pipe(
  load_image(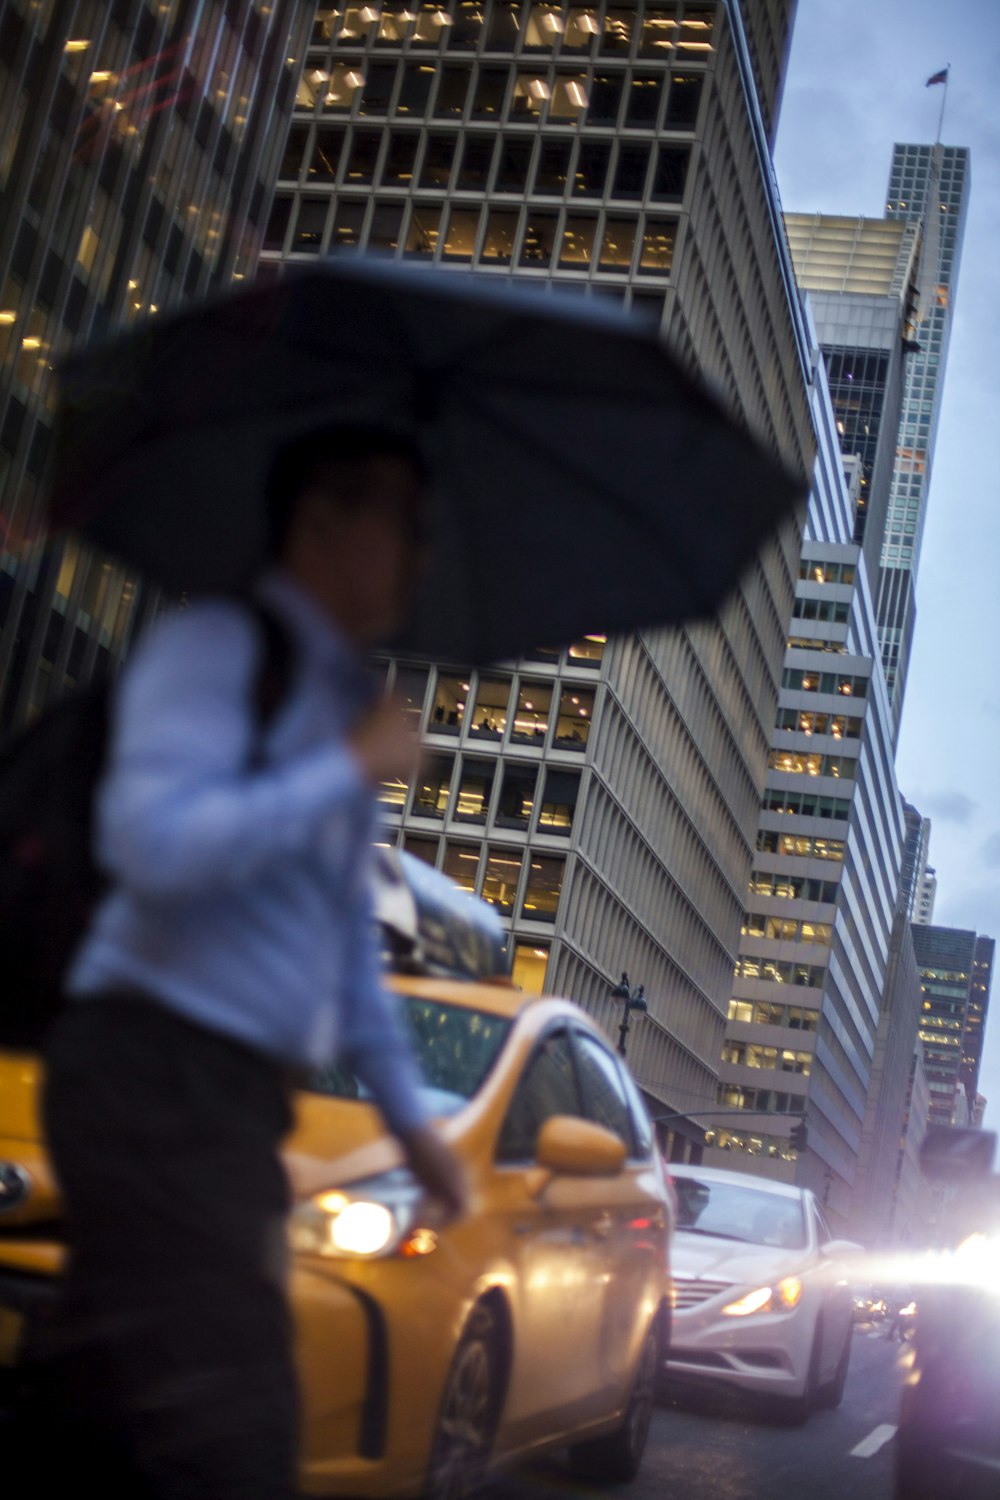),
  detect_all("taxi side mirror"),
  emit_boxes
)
[534,1116,627,1178]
